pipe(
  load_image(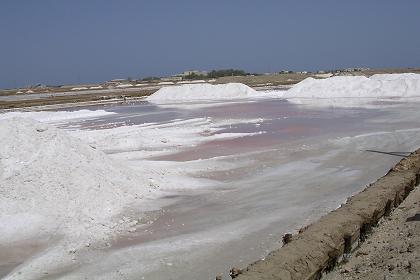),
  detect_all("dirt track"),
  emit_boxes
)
[234,149,420,280]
